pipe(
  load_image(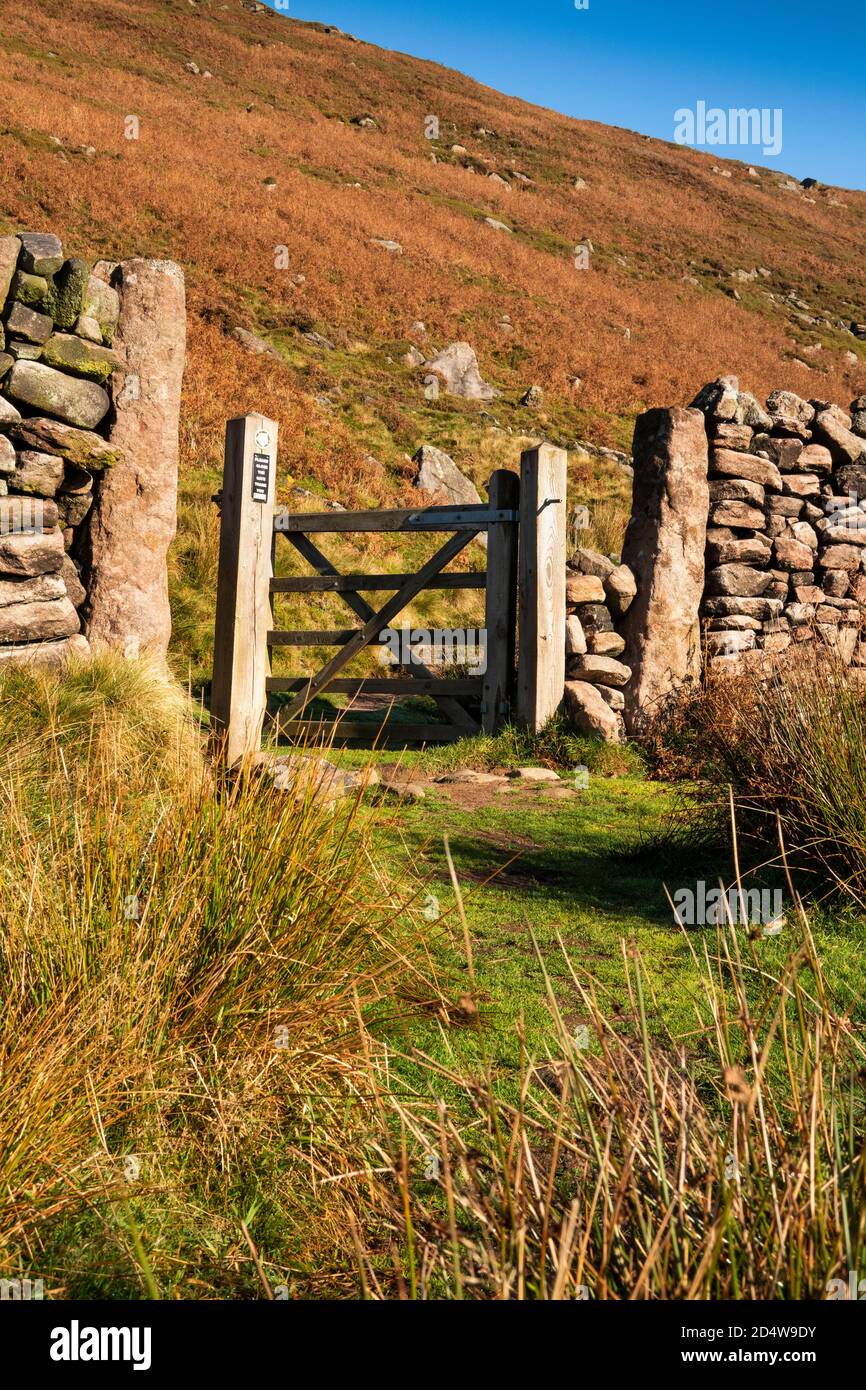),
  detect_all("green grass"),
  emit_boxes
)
[319,740,866,1090]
